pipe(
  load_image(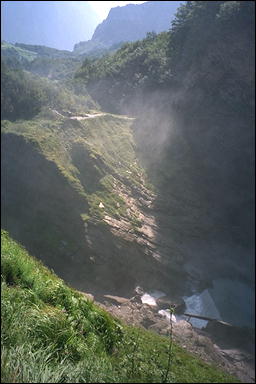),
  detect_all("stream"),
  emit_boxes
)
[141,278,255,329]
